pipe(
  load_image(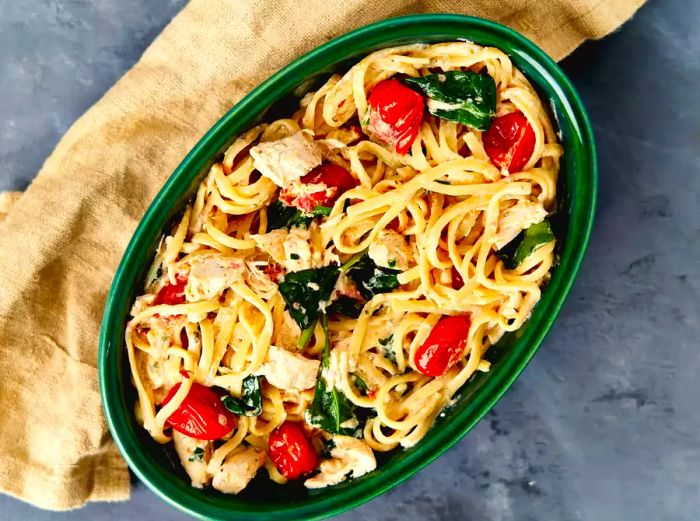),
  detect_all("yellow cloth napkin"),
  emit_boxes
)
[0,0,644,511]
